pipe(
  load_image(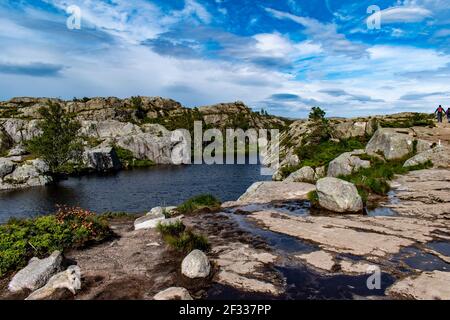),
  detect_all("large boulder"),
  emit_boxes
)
[115,133,174,164]
[316,177,363,213]
[181,250,211,279]
[365,128,431,160]
[8,251,63,292]
[1,119,41,144]
[403,146,450,169]
[26,265,82,300]
[83,146,121,172]
[153,287,193,300]
[223,181,316,207]
[3,159,51,188]
[327,150,370,177]
[0,158,15,178]
[285,166,315,183]
[332,119,377,140]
